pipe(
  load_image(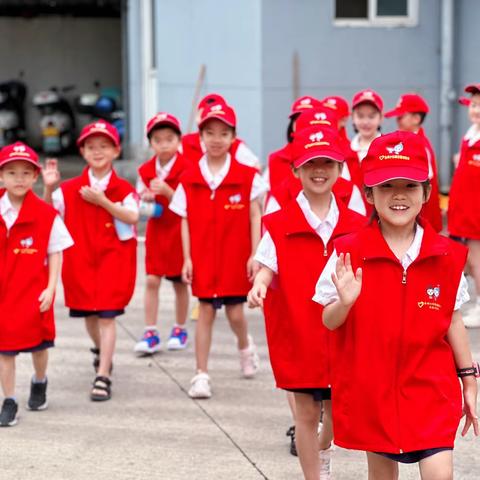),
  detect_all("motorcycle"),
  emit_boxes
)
[32,85,76,154]
[0,78,27,147]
